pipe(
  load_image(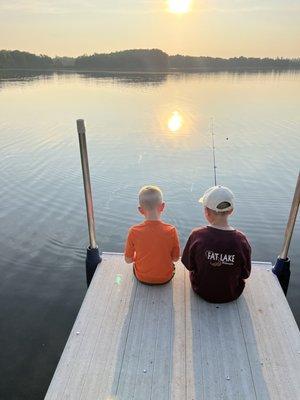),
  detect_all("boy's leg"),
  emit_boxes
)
[132,265,175,286]
[133,266,155,286]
